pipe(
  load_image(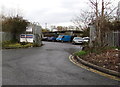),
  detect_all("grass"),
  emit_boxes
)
[74,51,87,57]
[2,41,33,49]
